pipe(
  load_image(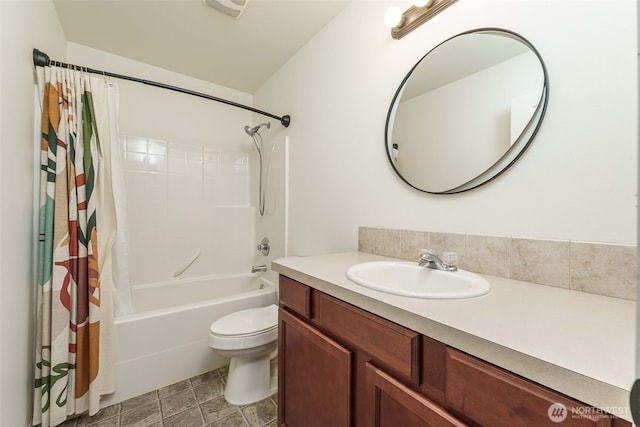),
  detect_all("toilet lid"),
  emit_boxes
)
[210,304,278,337]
